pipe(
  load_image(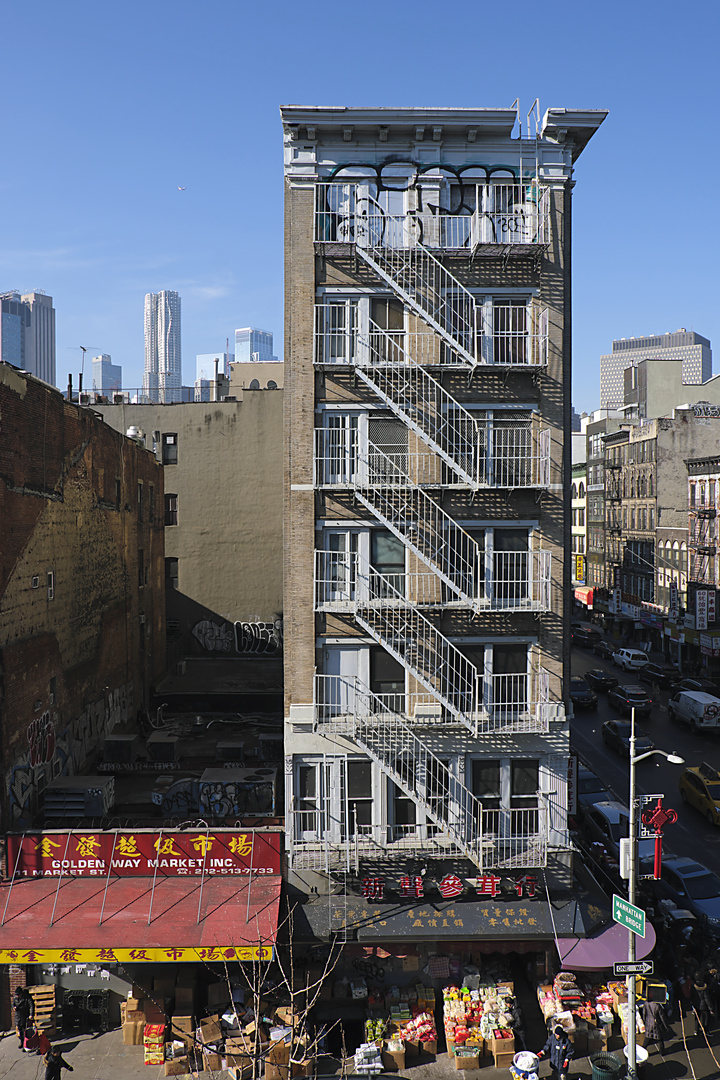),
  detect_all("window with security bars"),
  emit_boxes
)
[367,416,408,483]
